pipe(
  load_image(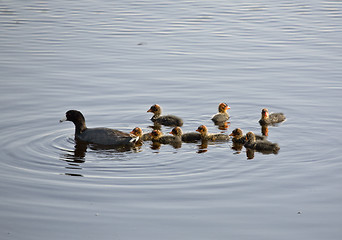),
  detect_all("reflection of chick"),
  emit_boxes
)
[217,121,230,131]
[197,140,208,154]
[261,125,269,136]
[246,148,255,160]
[196,125,229,141]
[231,141,244,152]
[259,108,286,125]
[150,141,161,150]
[229,128,265,144]
[147,104,183,126]
[211,102,230,124]
[130,127,151,141]
[244,132,280,153]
